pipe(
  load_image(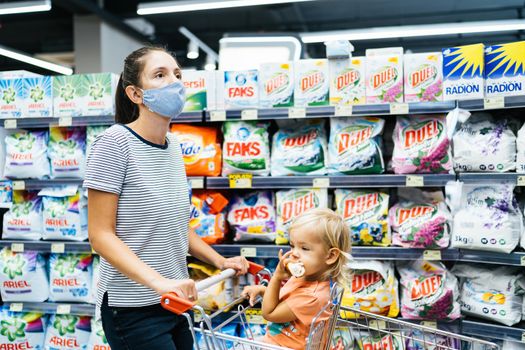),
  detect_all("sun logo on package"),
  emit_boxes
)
[0,318,26,341]
[409,64,437,89]
[180,135,203,165]
[282,129,318,149]
[337,127,372,155]
[443,45,484,79]
[486,42,525,78]
[403,120,442,150]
